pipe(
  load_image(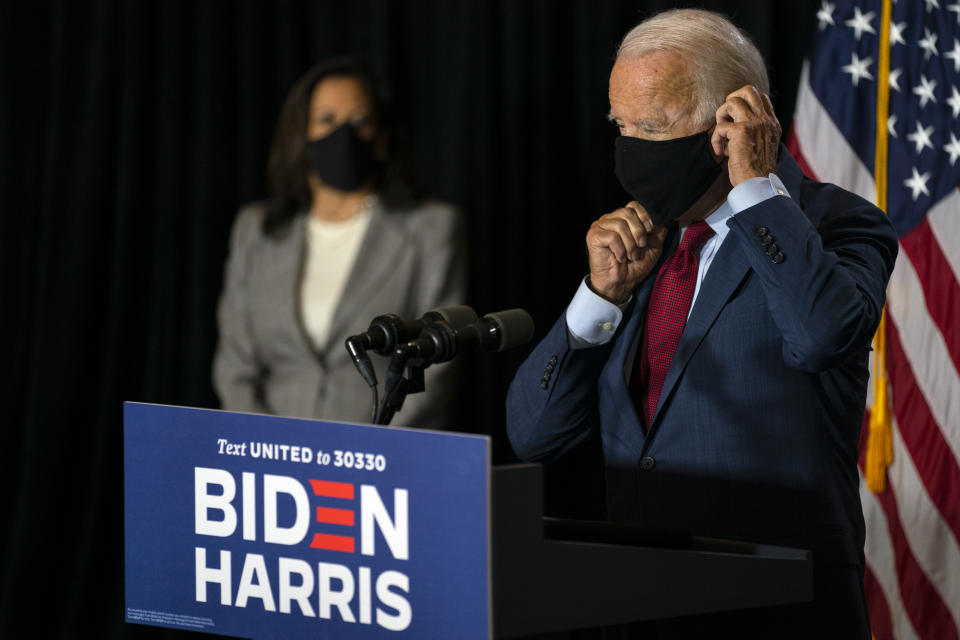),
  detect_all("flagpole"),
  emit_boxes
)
[866,0,894,494]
